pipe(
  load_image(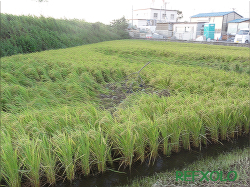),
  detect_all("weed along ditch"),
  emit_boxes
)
[1,40,250,187]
